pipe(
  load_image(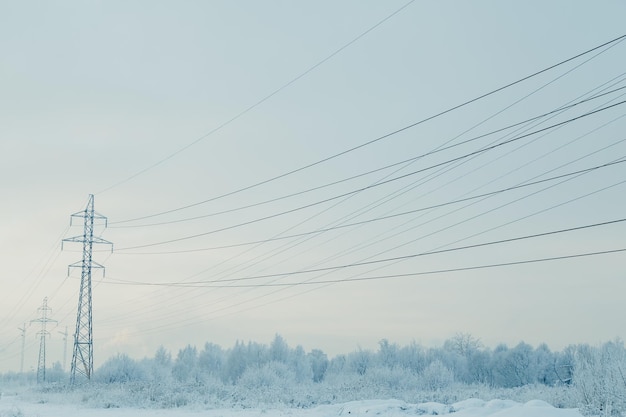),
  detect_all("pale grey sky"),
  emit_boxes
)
[1,1,626,372]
